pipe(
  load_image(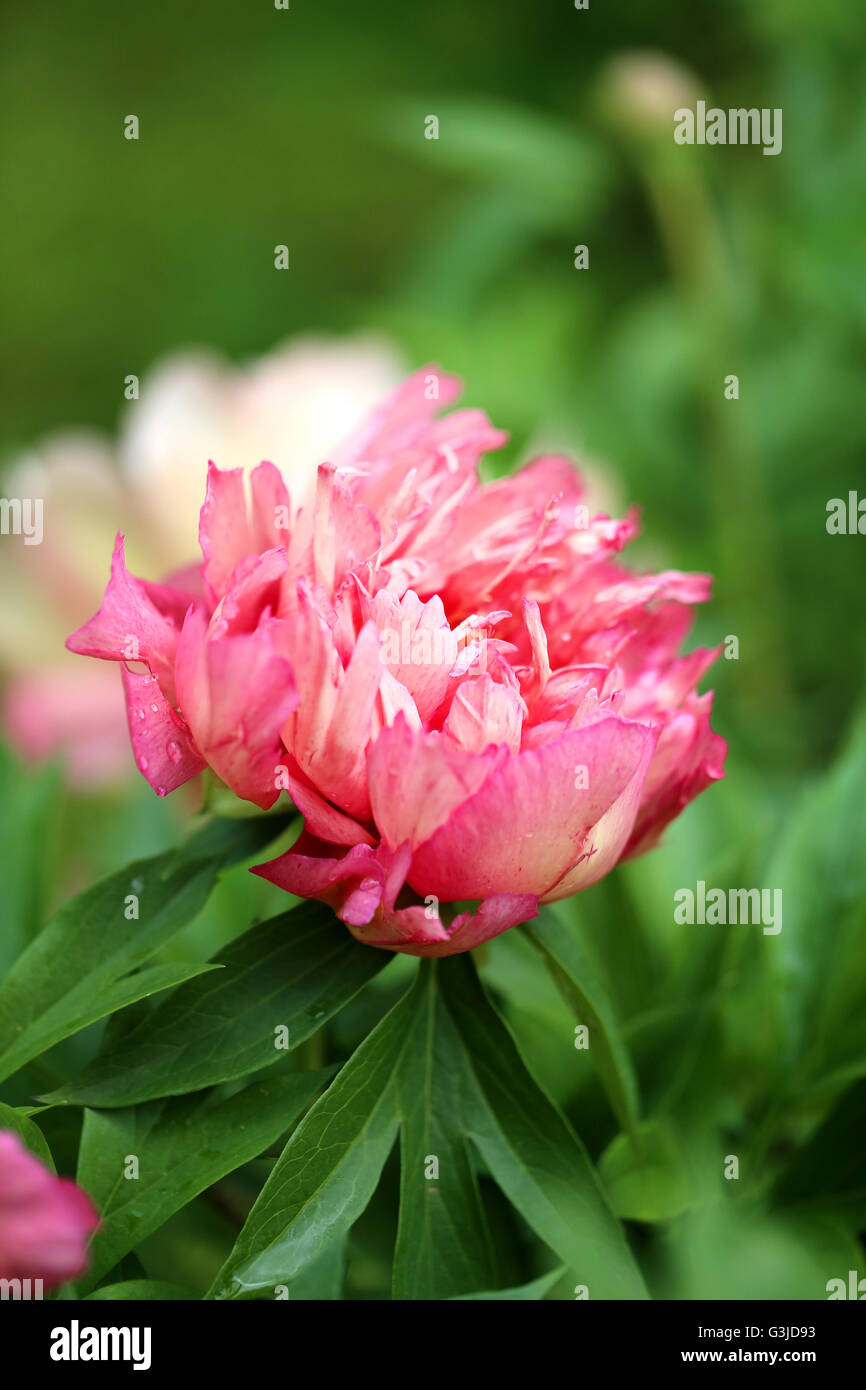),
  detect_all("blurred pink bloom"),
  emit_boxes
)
[0,1131,99,1289]
[68,366,725,955]
[0,337,402,785]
